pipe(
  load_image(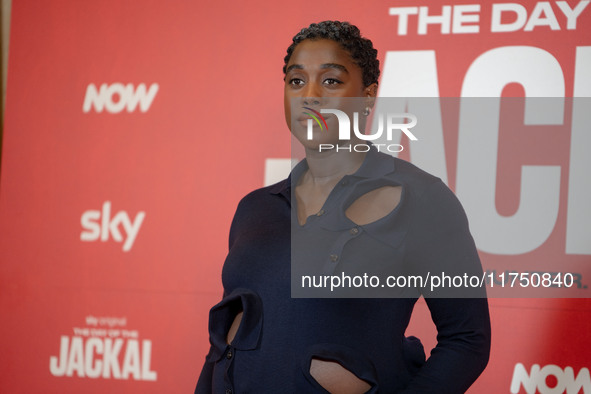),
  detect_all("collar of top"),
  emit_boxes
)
[269,144,397,198]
